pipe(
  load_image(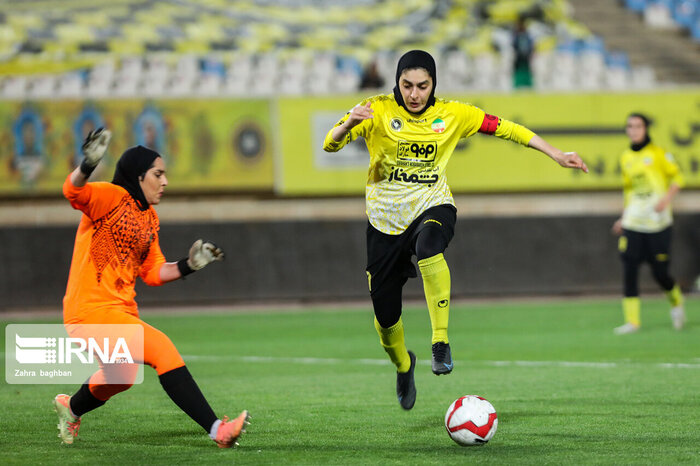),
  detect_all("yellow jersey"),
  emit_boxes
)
[323,94,534,234]
[620,142,684,233]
